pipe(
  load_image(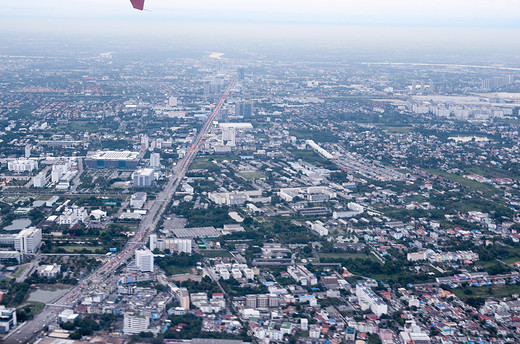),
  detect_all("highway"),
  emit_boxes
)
[3,75,236,344]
